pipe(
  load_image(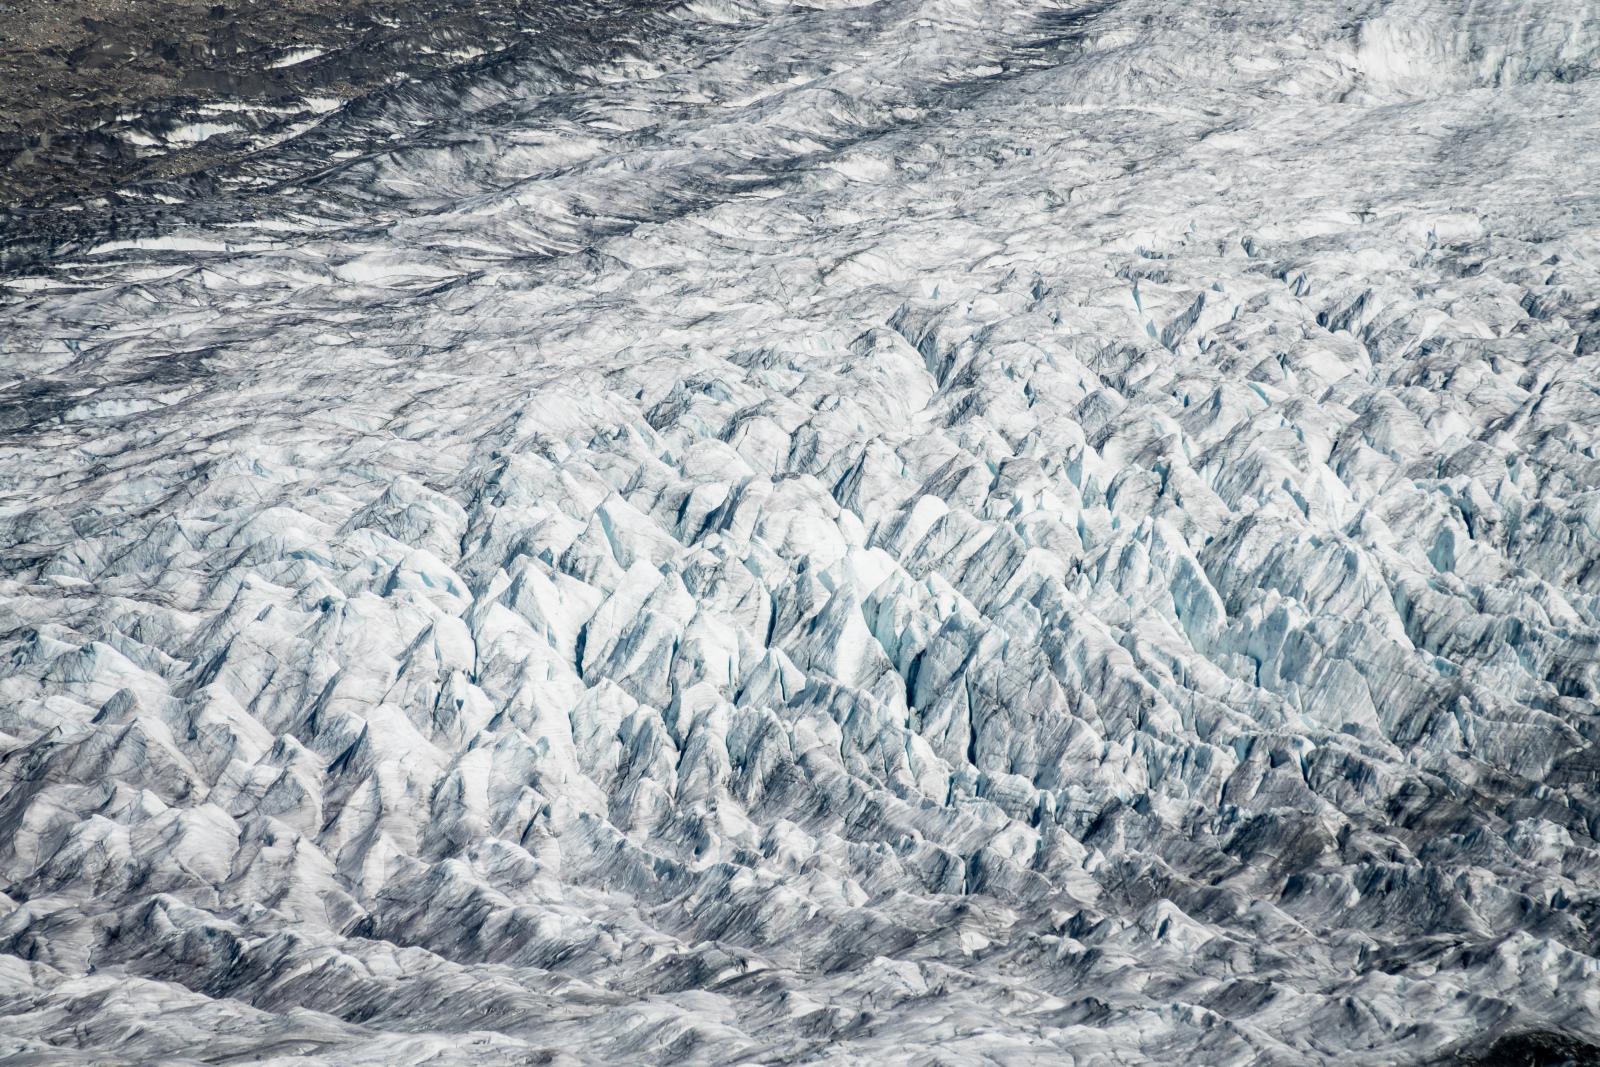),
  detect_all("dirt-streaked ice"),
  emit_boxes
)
[3,0,1600,1063]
